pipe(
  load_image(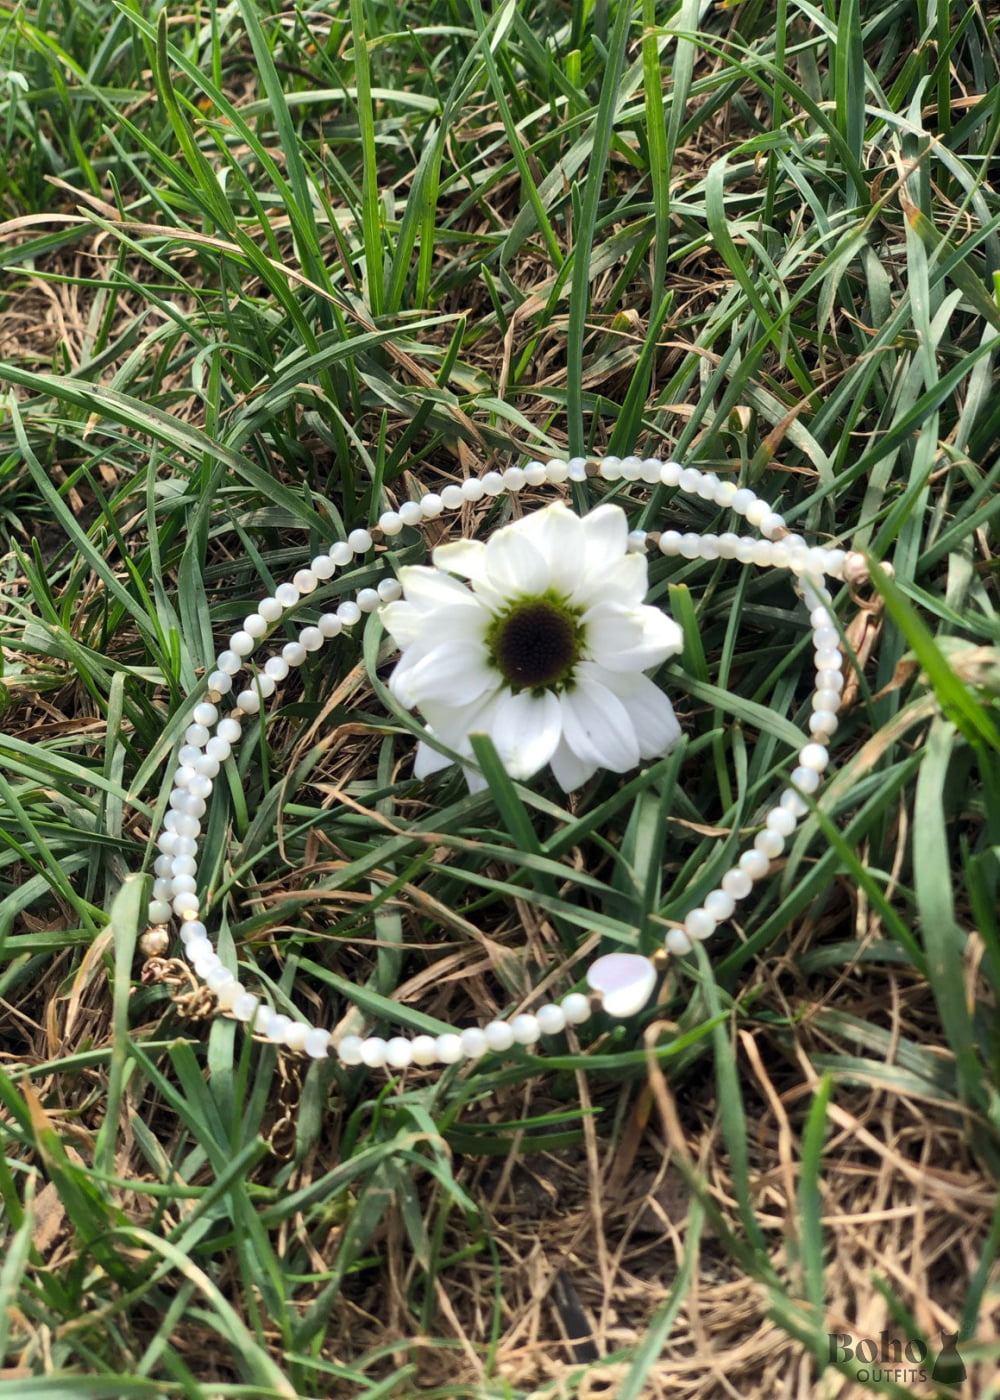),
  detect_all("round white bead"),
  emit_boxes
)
[766,805,798,836]
[566,457,588,481]
[236,689,261,714]
[284,1022,309,1052]
[148,899,172,925]
[755,829,785,858]
[627,530,647,553]
[436,1033,464,1064]
[360,1037,389,1068]
[659,530,682,555]
[523,461,547,486]
[441,484,464,509]
[348,529,372,554]
[665,928,692,955]
[721,868,753,899]
[462,475,487,499]
[813,627,839,651]
[192,702,218,728]
[545,459,569,483]
[703,889,736,922]
[641,458,662,484]
[253,674,276,700]
[717,532,740,558]
[300,626,324,650]
[184,723,210,748]
[510,1014,541,1045]
[304,1028,331,1058]
[815,648,842,671]
[258,597,283,622]
[560,992,592,1026]
[713,478,737,505]
[730,488,756,515]
[217,718,241,744]
[242,614,268,639]
[216,650,242,675]
[696,472,719,500]
[172,893,200,919]
[536,1004,566,1036]
[311,554,336,579]
[154,855,173,878]
[356,589,380,613]
[420,490,445,514]
[386,1037,413,1068]
[179,919,206,942]
[207,671,233,695]
[232,992,259,1023]
[411,1034,438,1066]
[329,541,353,566]
[798,742,829,772]
[399,500,423,526]
[184,936,212,963]
[264,656,289,681]
[813,688,842,712]
[678,466,701,493]
[751,540,774,567]
[660,460,682,487]
[699,535,720,560]
[760,511,785,539]
[745,498,771,528]
[810,710,839,738]
[684,908,717,941]
[317,613,343,637]
[292,570,317,594]
[377,577,402,602]
[621,456,643,481]
[459,1027,488,1058]
[275,583,300,609]
[484,1021,515,1051]
[205,965,235,993]
[229,631,255,657]
[336,1035,364,1066]
[379,511,403,536]
[780,787,809,816]
[337,600,361,626]
[739,848,771,880]
[282,642,307,667]
[600,456,622,480]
